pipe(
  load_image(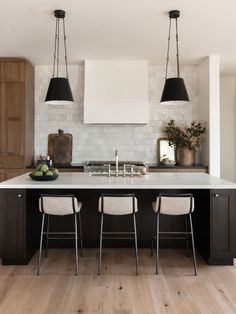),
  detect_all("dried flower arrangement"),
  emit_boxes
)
[163,120,206,152]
